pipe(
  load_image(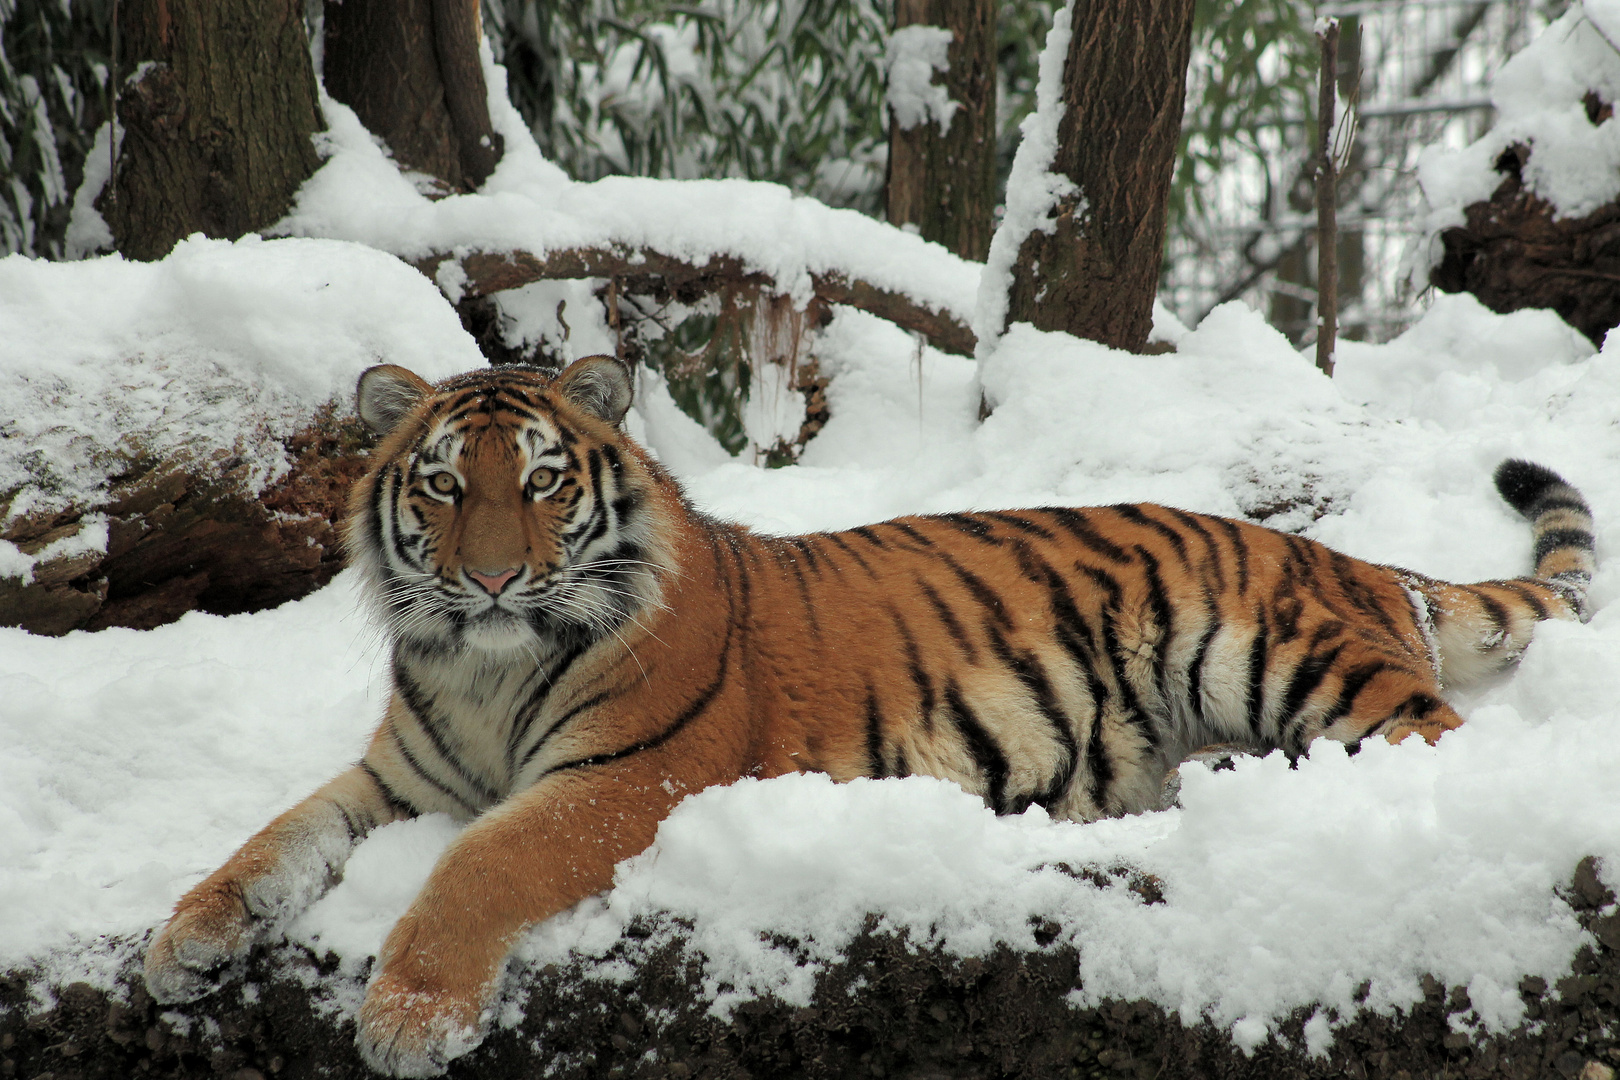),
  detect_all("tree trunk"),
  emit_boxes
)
[101,0,324,261]
[322,0,504,193]
[1004,0,1196,353]
[884,0,996,262]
